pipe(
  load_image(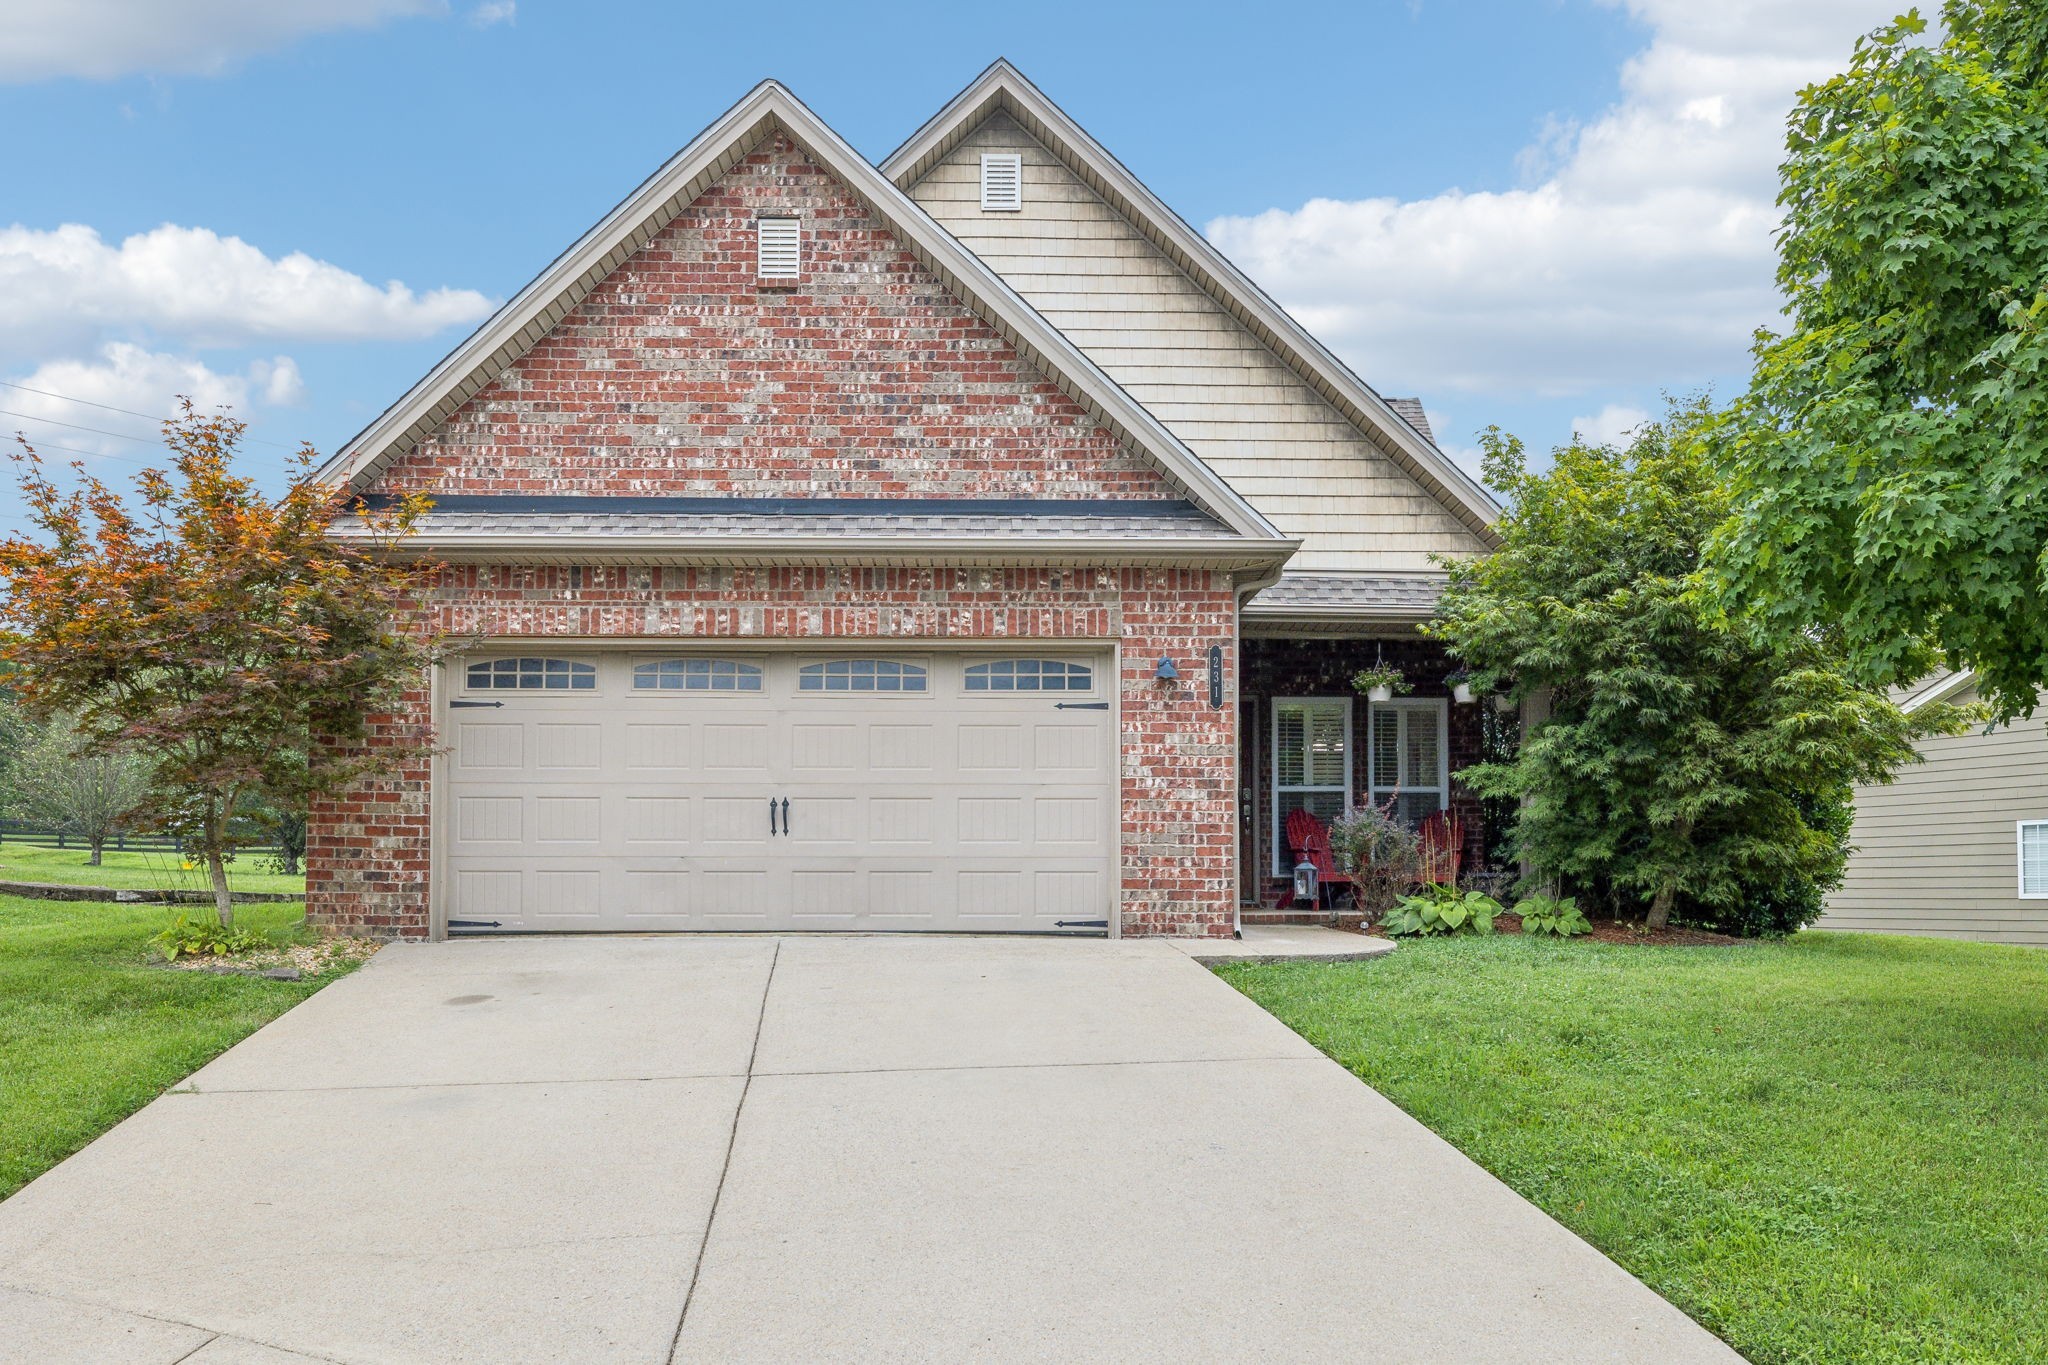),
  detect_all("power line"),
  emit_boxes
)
[0,407,170,449]
[0,378,299,448]
[1,434,159,467]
